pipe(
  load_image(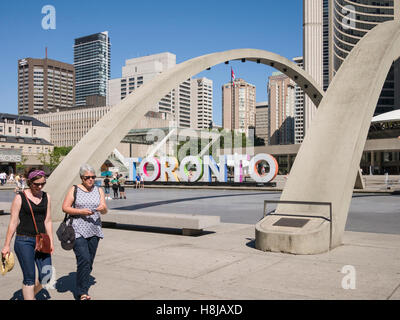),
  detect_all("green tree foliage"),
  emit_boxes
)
[38,146,73,173]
